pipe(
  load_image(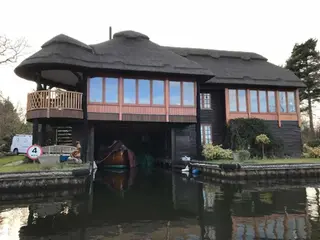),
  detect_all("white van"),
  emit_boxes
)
[10,134,33,155]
